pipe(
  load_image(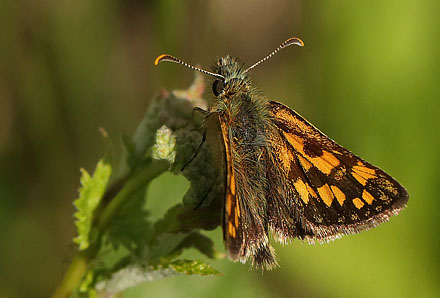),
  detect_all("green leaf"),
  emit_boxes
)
[121,133,136,170]
[175,232,221,259]
[105,185,151,251]
[73,159,112,250]
[78,270,98,298]
[157,232,223,264]
[146,232,189,262]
